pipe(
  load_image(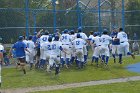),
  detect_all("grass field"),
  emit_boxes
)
[32,80,140,93]
[1,56,140,89]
